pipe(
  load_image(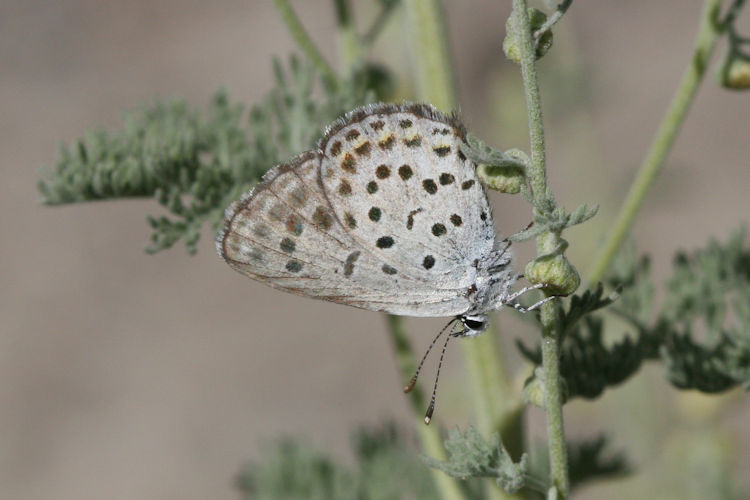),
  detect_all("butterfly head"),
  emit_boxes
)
[458,314,488,337]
